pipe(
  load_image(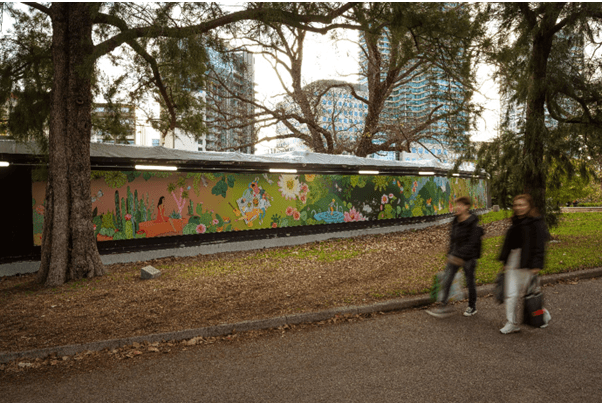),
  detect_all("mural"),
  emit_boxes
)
[31,170,487,245]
